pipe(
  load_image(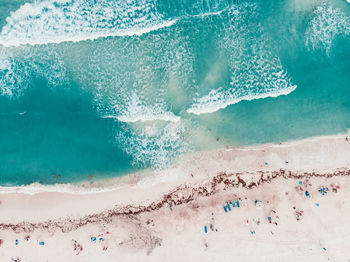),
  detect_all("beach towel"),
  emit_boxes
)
[305,191,310,198]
